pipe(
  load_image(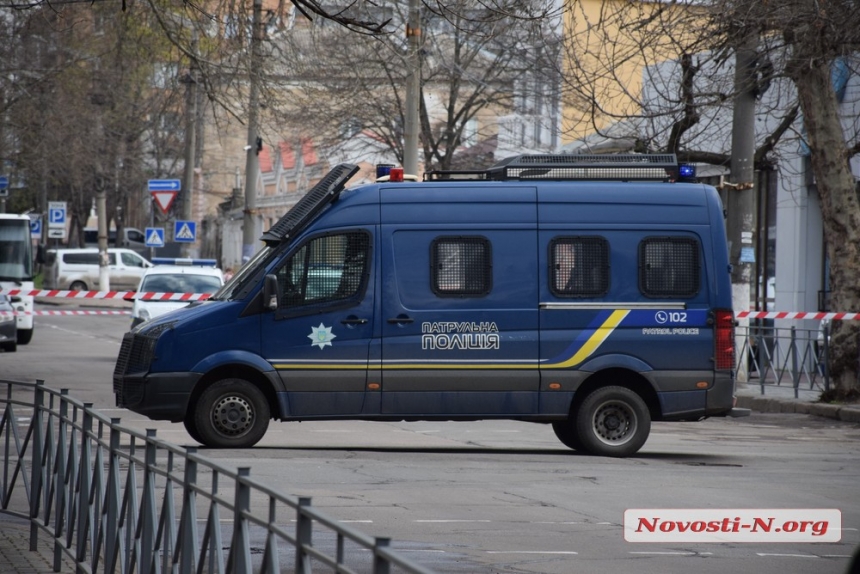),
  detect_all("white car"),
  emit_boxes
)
[131,259,224,328]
